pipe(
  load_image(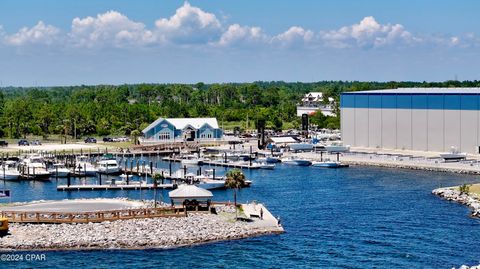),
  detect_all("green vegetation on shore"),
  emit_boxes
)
[0,80,477,139]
